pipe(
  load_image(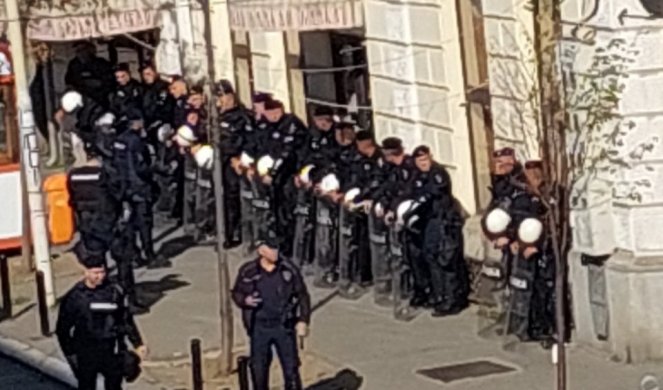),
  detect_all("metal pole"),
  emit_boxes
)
[201,0,234,377]
[0,254,11,318]
[190,339,203,390]
[6,0,55,306]
[36,270,50,336]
